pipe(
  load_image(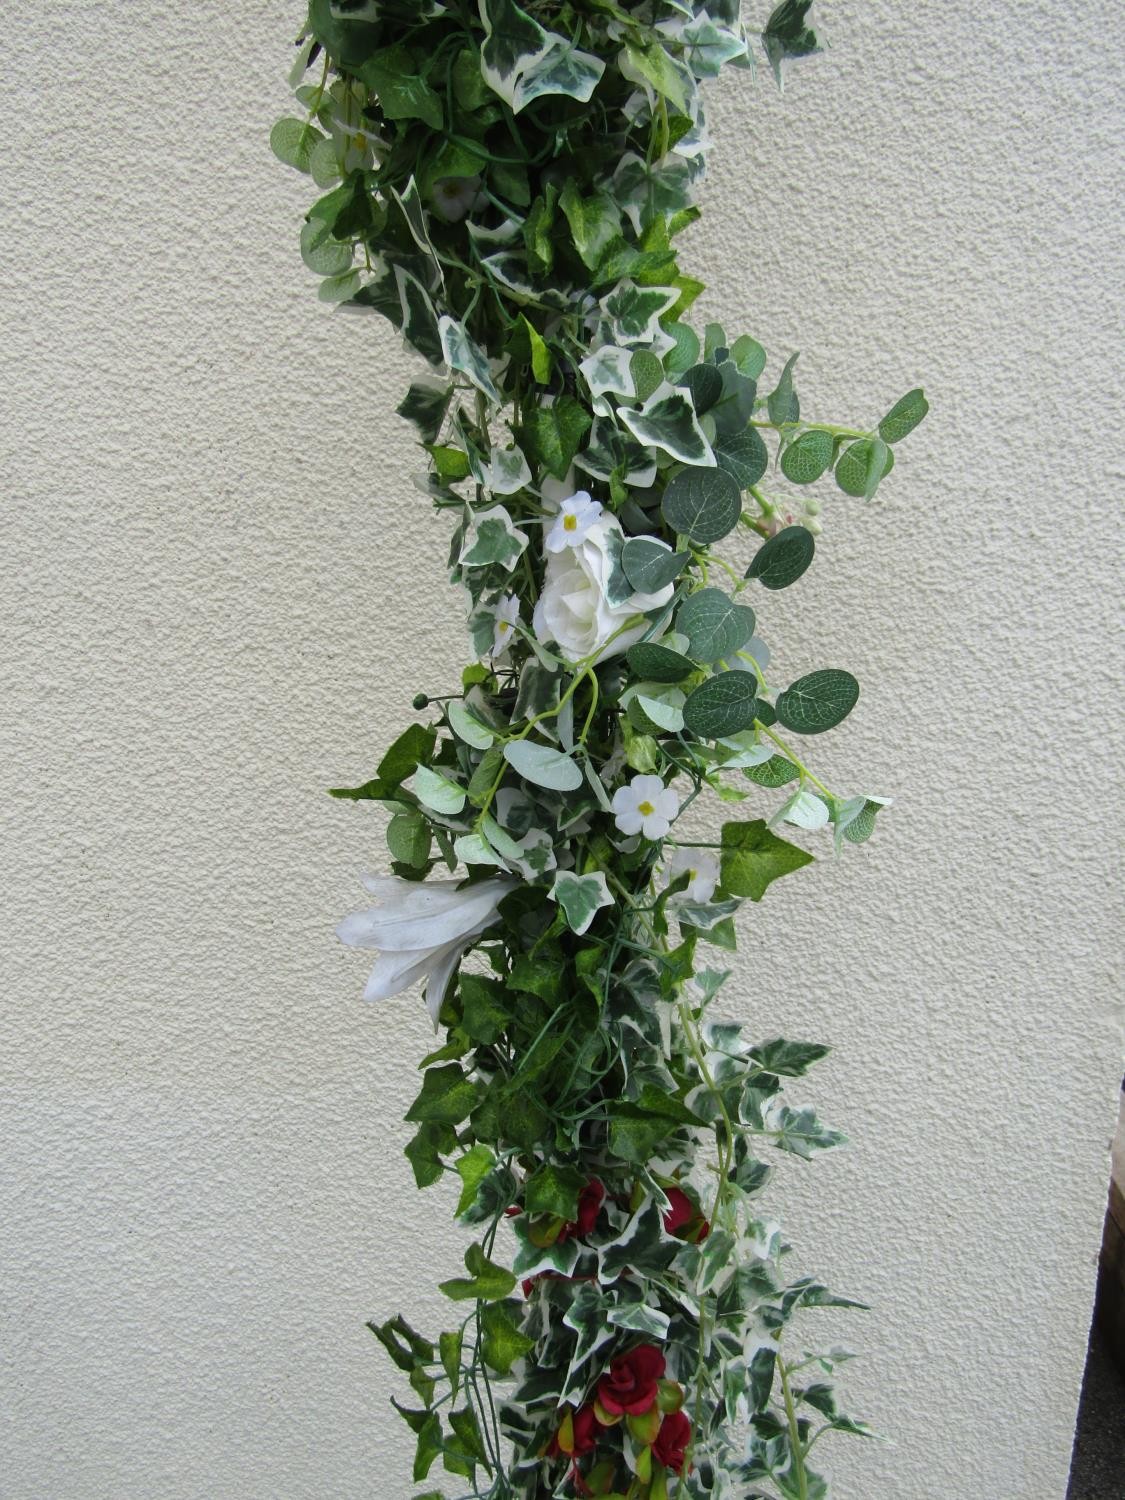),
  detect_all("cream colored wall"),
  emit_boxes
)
[1,3,1121,1497]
